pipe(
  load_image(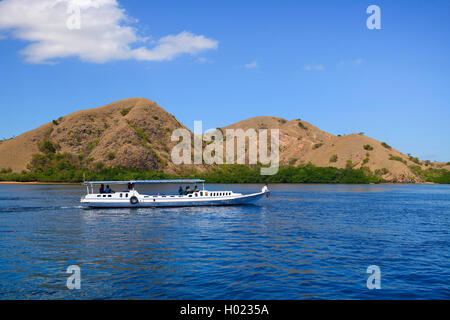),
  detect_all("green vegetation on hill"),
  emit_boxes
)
[197,164,383,184]
[0,150,386,184]
[312,143,323,150]
[389,154,407,164]
[120,107,132,116]
[409,155,421,164]
[0,153,172,183]
[38,140,60,154]
[408,165,450,184]
[0,150,449,184]
[297,121,307,130]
